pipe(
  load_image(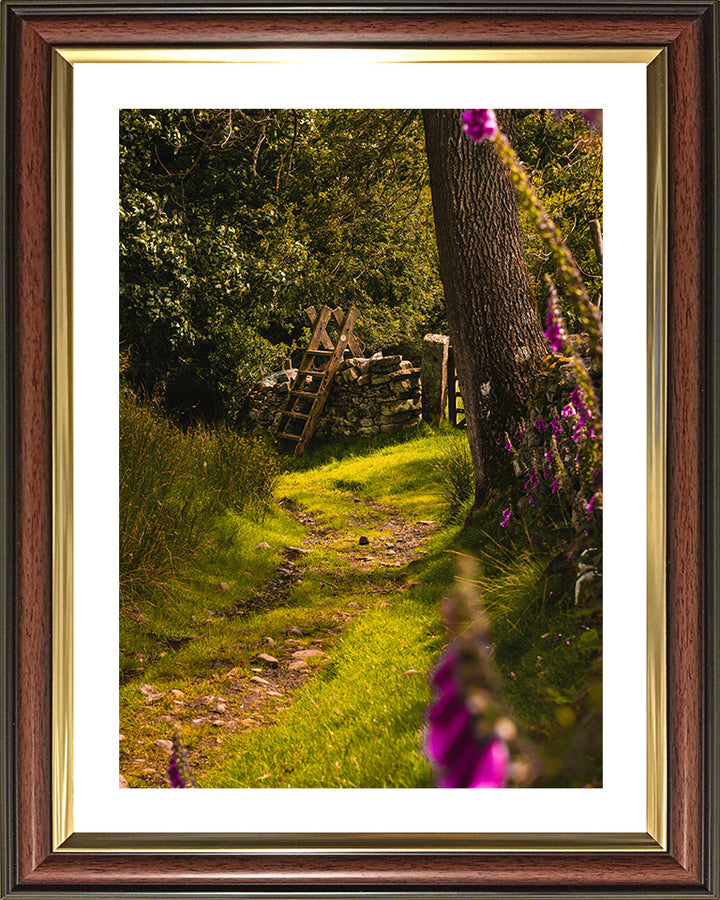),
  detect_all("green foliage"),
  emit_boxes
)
[120,109,444,421]
[514,110,603,327]
[120,391,280,601]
